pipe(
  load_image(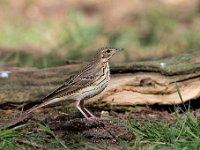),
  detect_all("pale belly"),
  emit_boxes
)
[77,78,109,101]
[46,81,108,106]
